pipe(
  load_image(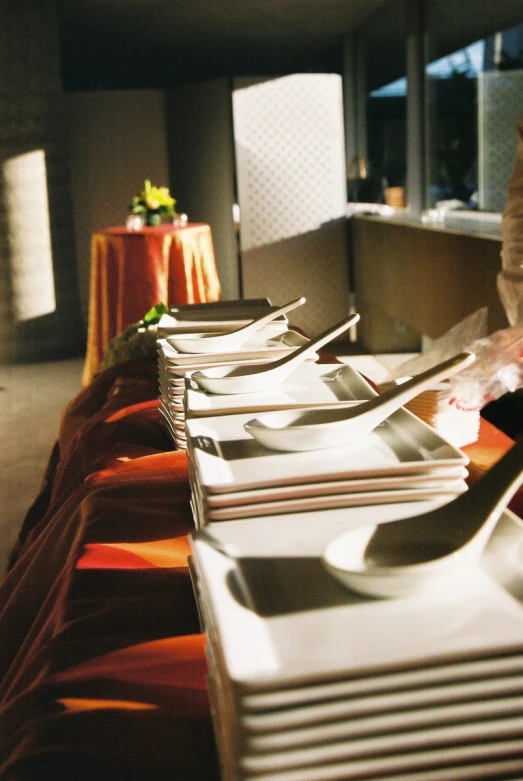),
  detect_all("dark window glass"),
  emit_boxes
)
[427,21,523,212]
